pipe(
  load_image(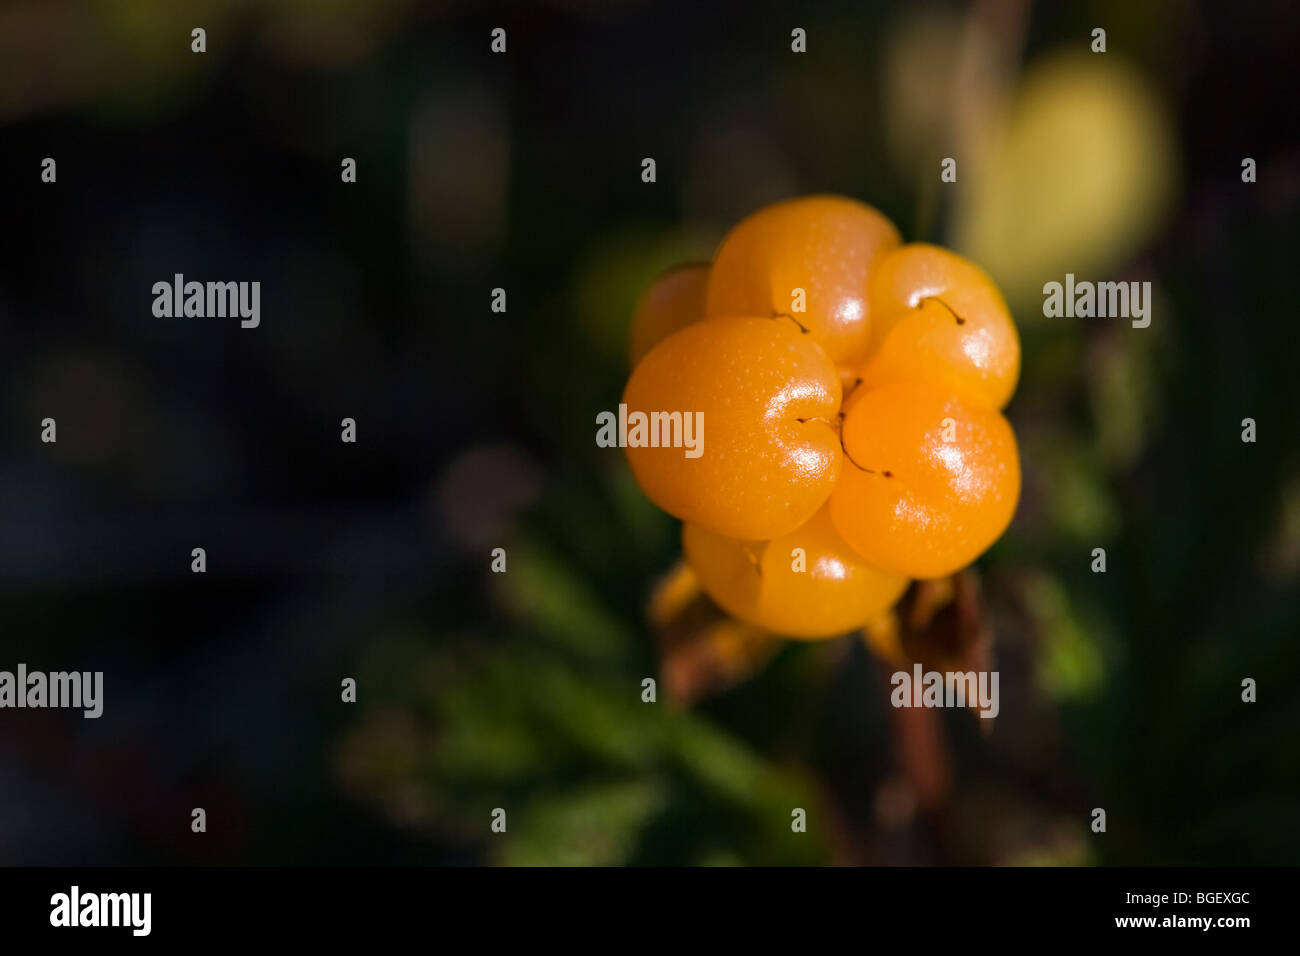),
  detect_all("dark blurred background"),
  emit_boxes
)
[0,0,1296,865]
